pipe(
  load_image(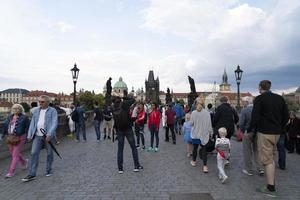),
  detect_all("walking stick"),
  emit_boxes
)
[40,128,63,159]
